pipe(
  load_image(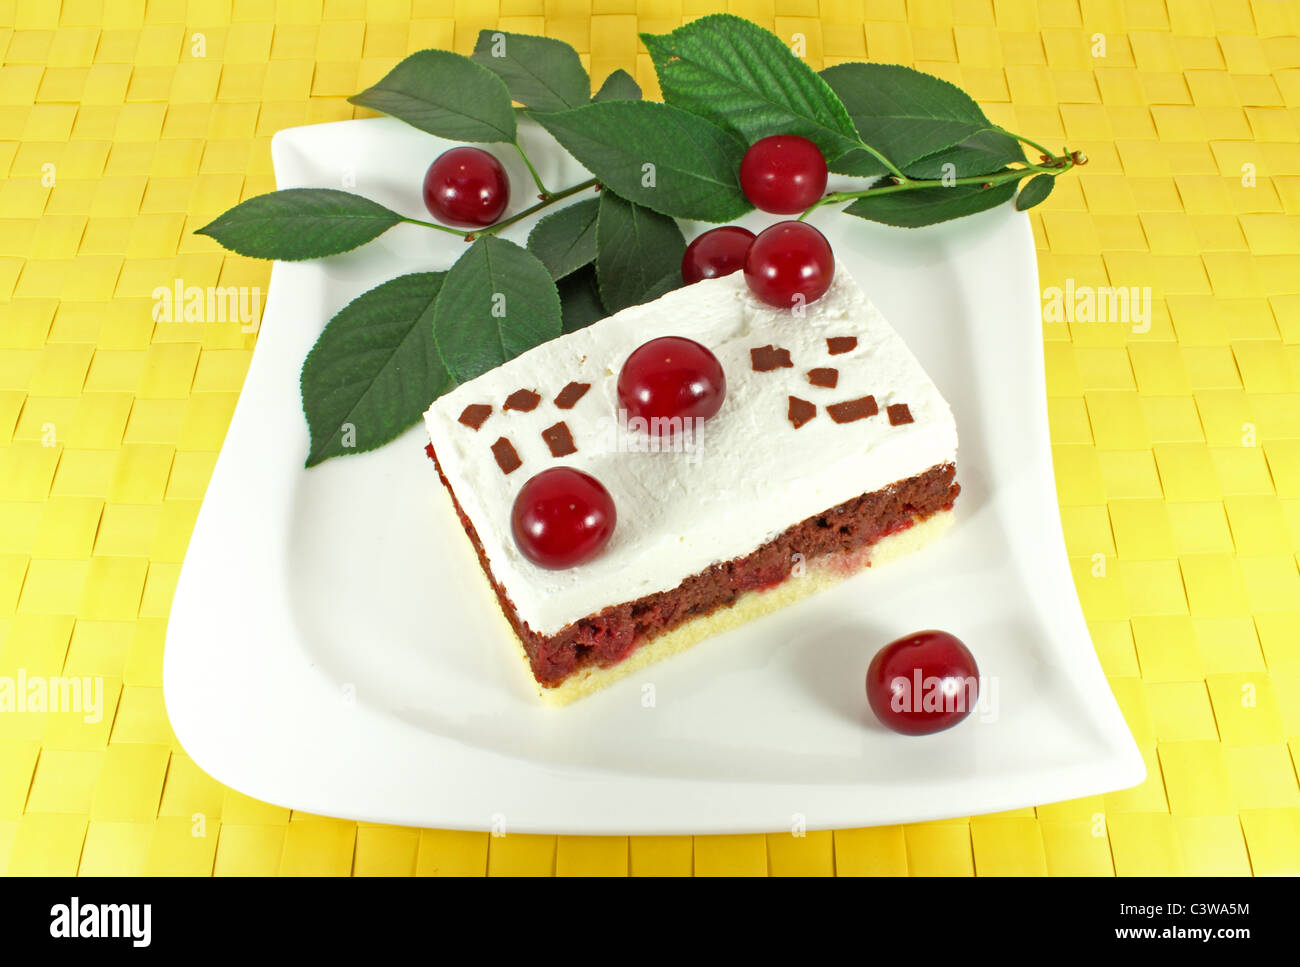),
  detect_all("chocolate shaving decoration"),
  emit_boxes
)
[553,381,590,410]
[807,367,838,388]
[541,421,577,457]
[826,336,857,355]
[787,396,816,429]
[457,403,492,430]
[491,437,522,474]
[503,388,541,412]
[827,395,878,423]
[750,345,793,372]
[887,403,914,426]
